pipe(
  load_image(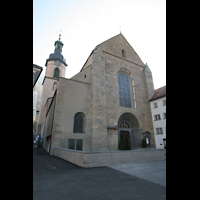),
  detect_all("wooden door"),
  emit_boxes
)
[120,131,131,150]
